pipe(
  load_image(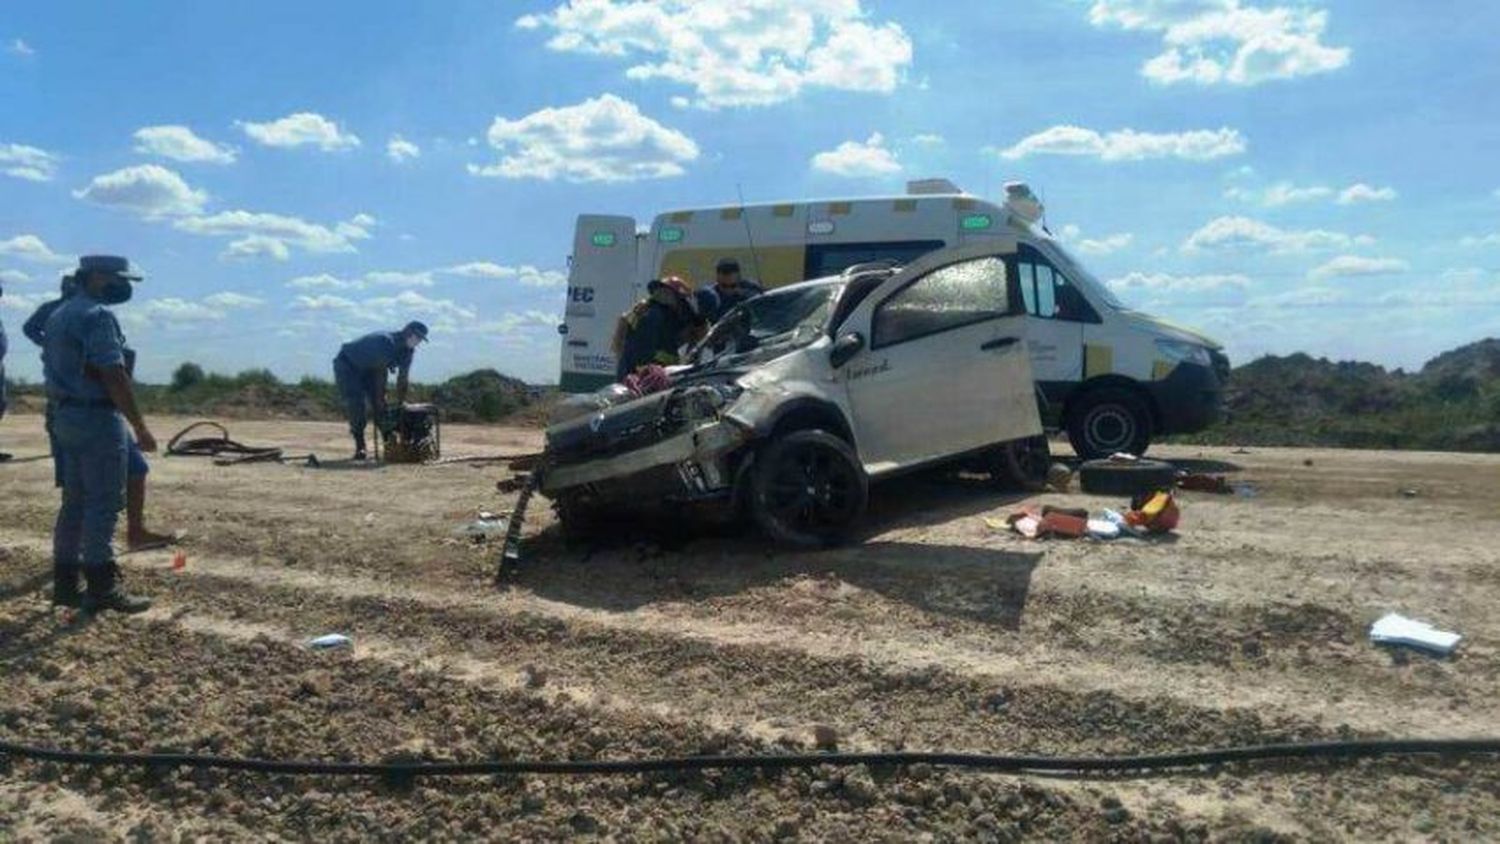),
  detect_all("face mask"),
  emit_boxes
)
[97,277,134,305]
[406,334,422,350]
